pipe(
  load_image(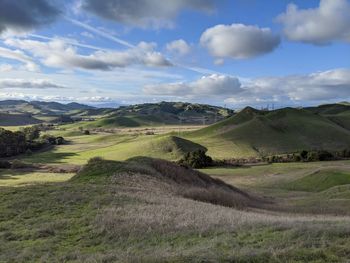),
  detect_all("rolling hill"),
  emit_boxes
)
[0,100,94,115]
[81,101,234,128]
[0,100,234,127]
[0,100,95,126]
[306,103,350,131]
[186,106,350,158]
